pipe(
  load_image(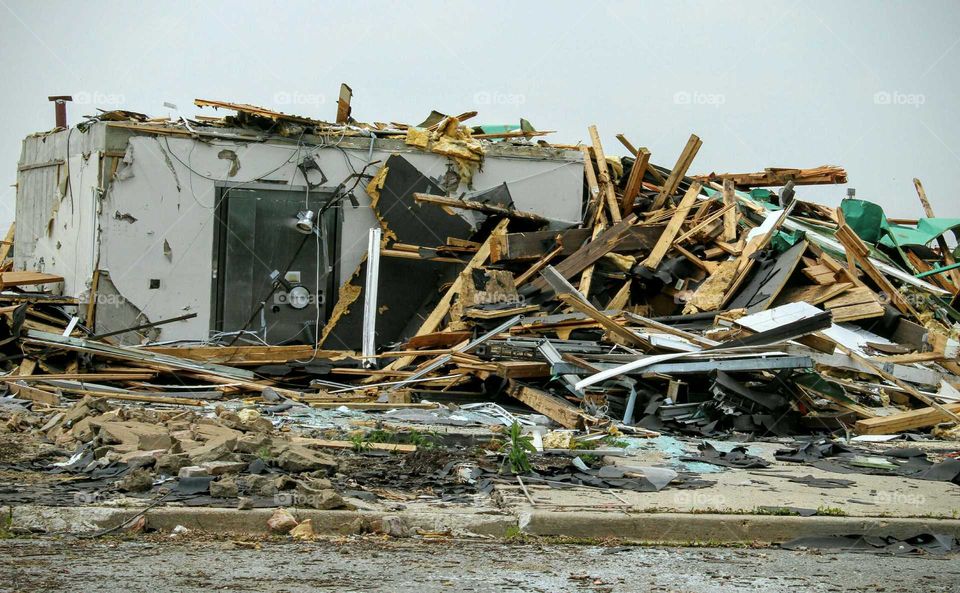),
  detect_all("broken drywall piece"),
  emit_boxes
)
[217,149,240,177]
